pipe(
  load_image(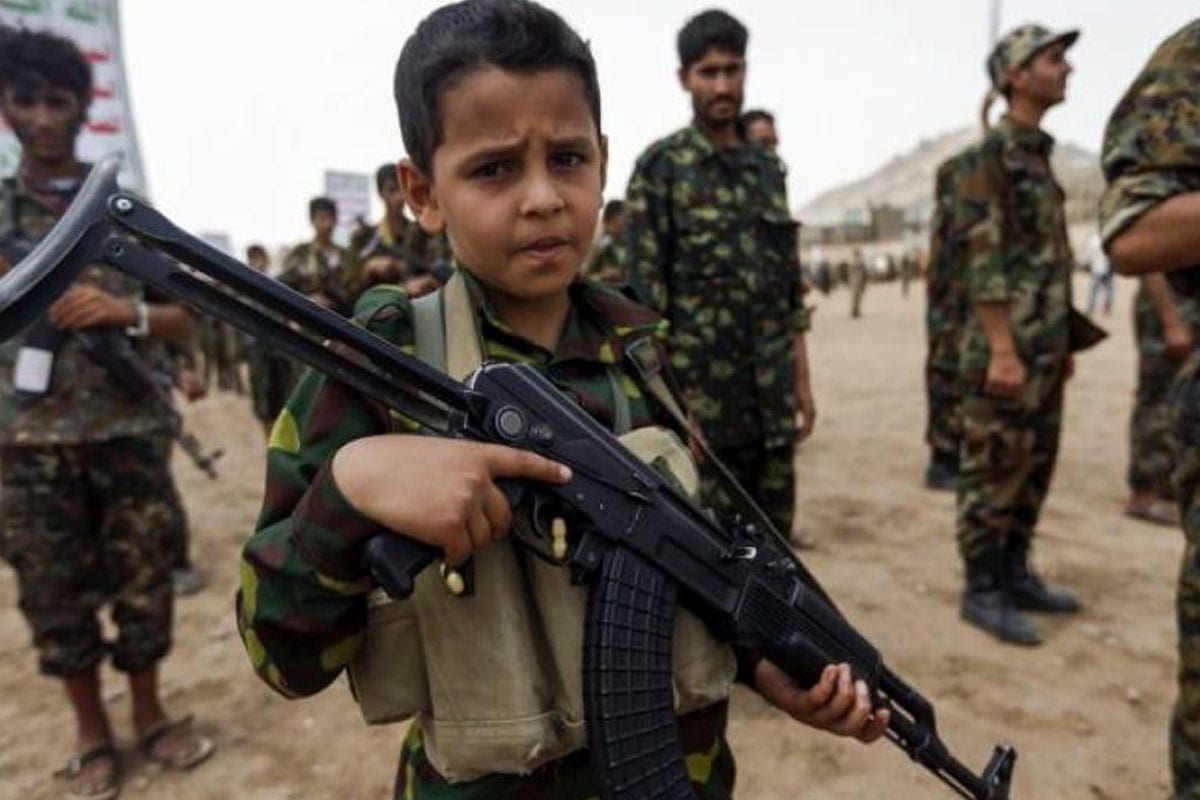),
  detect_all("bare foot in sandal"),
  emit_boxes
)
[137,715,215,770]
[56,741,120,800]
